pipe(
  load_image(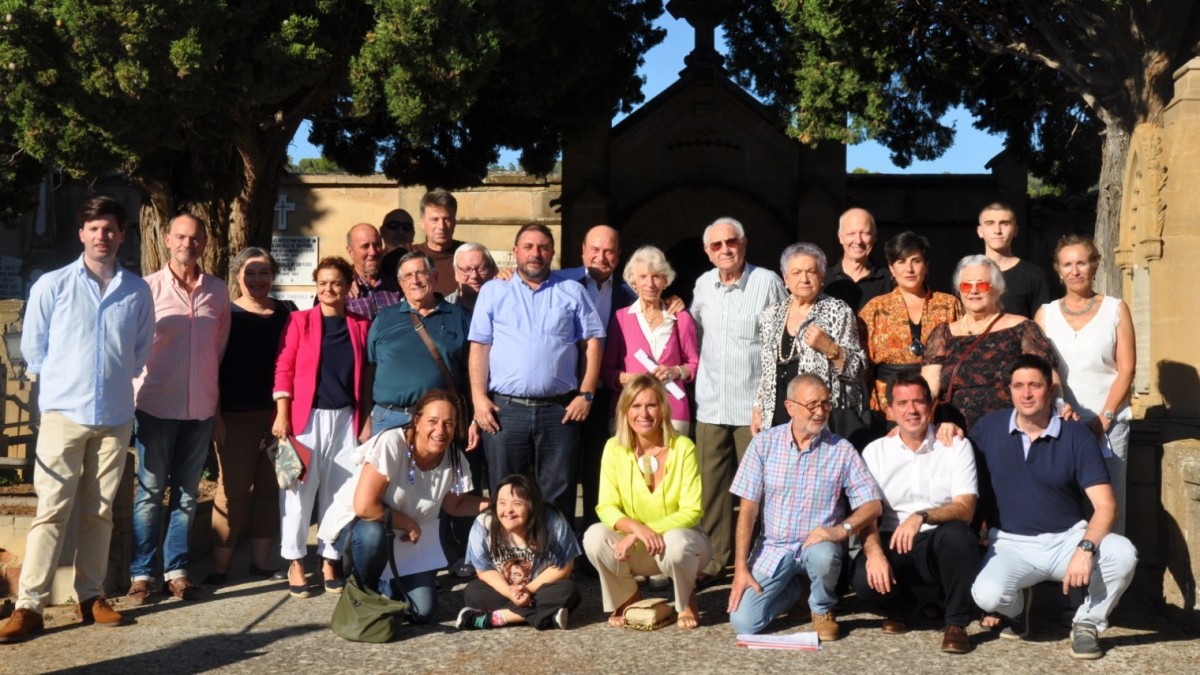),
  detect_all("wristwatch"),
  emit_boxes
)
[579,391,594,403]
[1102,410,1115,421]
[841,522,854,536]
[916,510,930,525]
[826,343,843,361]
[1078,539,1097,554]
